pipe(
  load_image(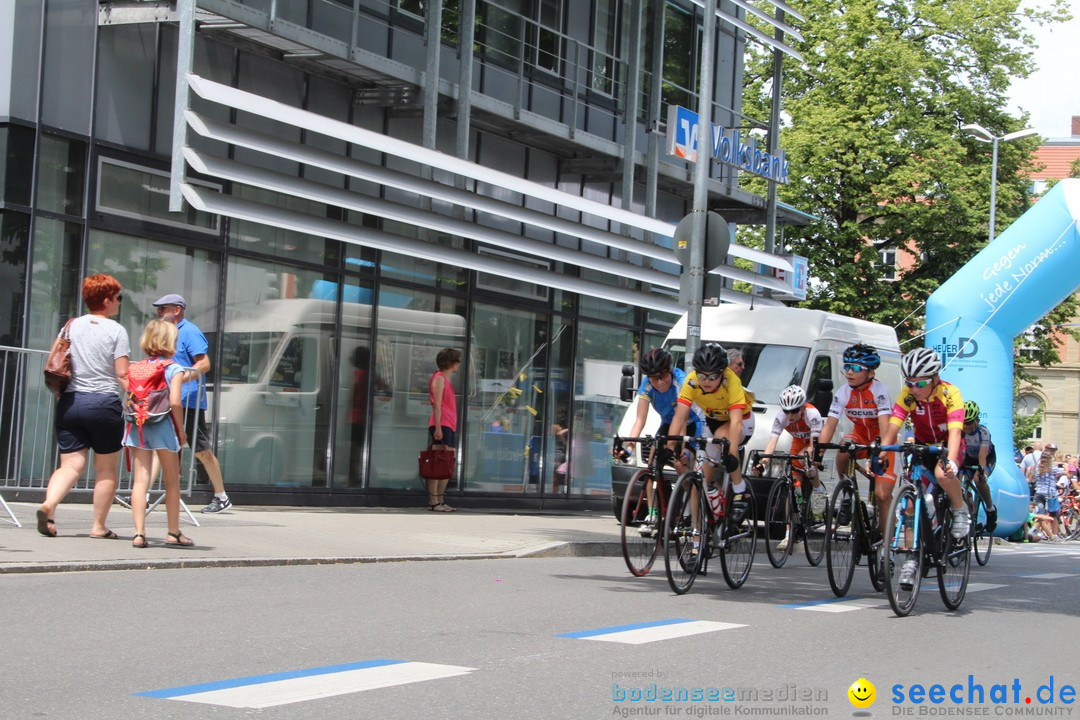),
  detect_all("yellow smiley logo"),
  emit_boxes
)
[848,678,876,708]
